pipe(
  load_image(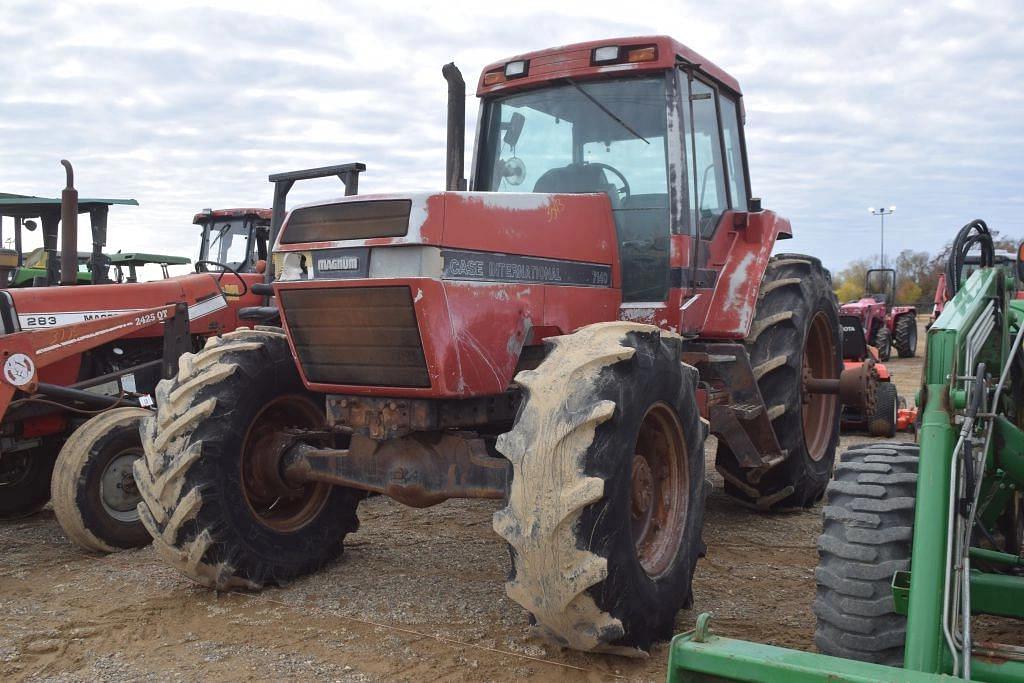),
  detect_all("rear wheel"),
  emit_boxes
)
[868,382,898,438]
[135,329,362,589]
[494,322,707,654]
[51,407,152,552]
[0,441,59,519]
[717,254,842,509]
[894,315,917,358]
[873,325,892,362]
[814,443,918,665]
